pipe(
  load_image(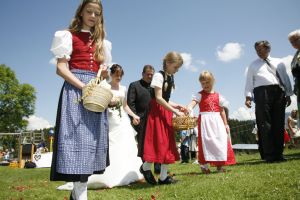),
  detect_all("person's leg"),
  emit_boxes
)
[180,144,189,163]
[216,165,226,173]
[272,89,286,160]
[73,182,87,200]
[254,87,273,161]
[158,164,176,184]
[159,164,168,181]
[140,162,157,185]
[154,162,161,174]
